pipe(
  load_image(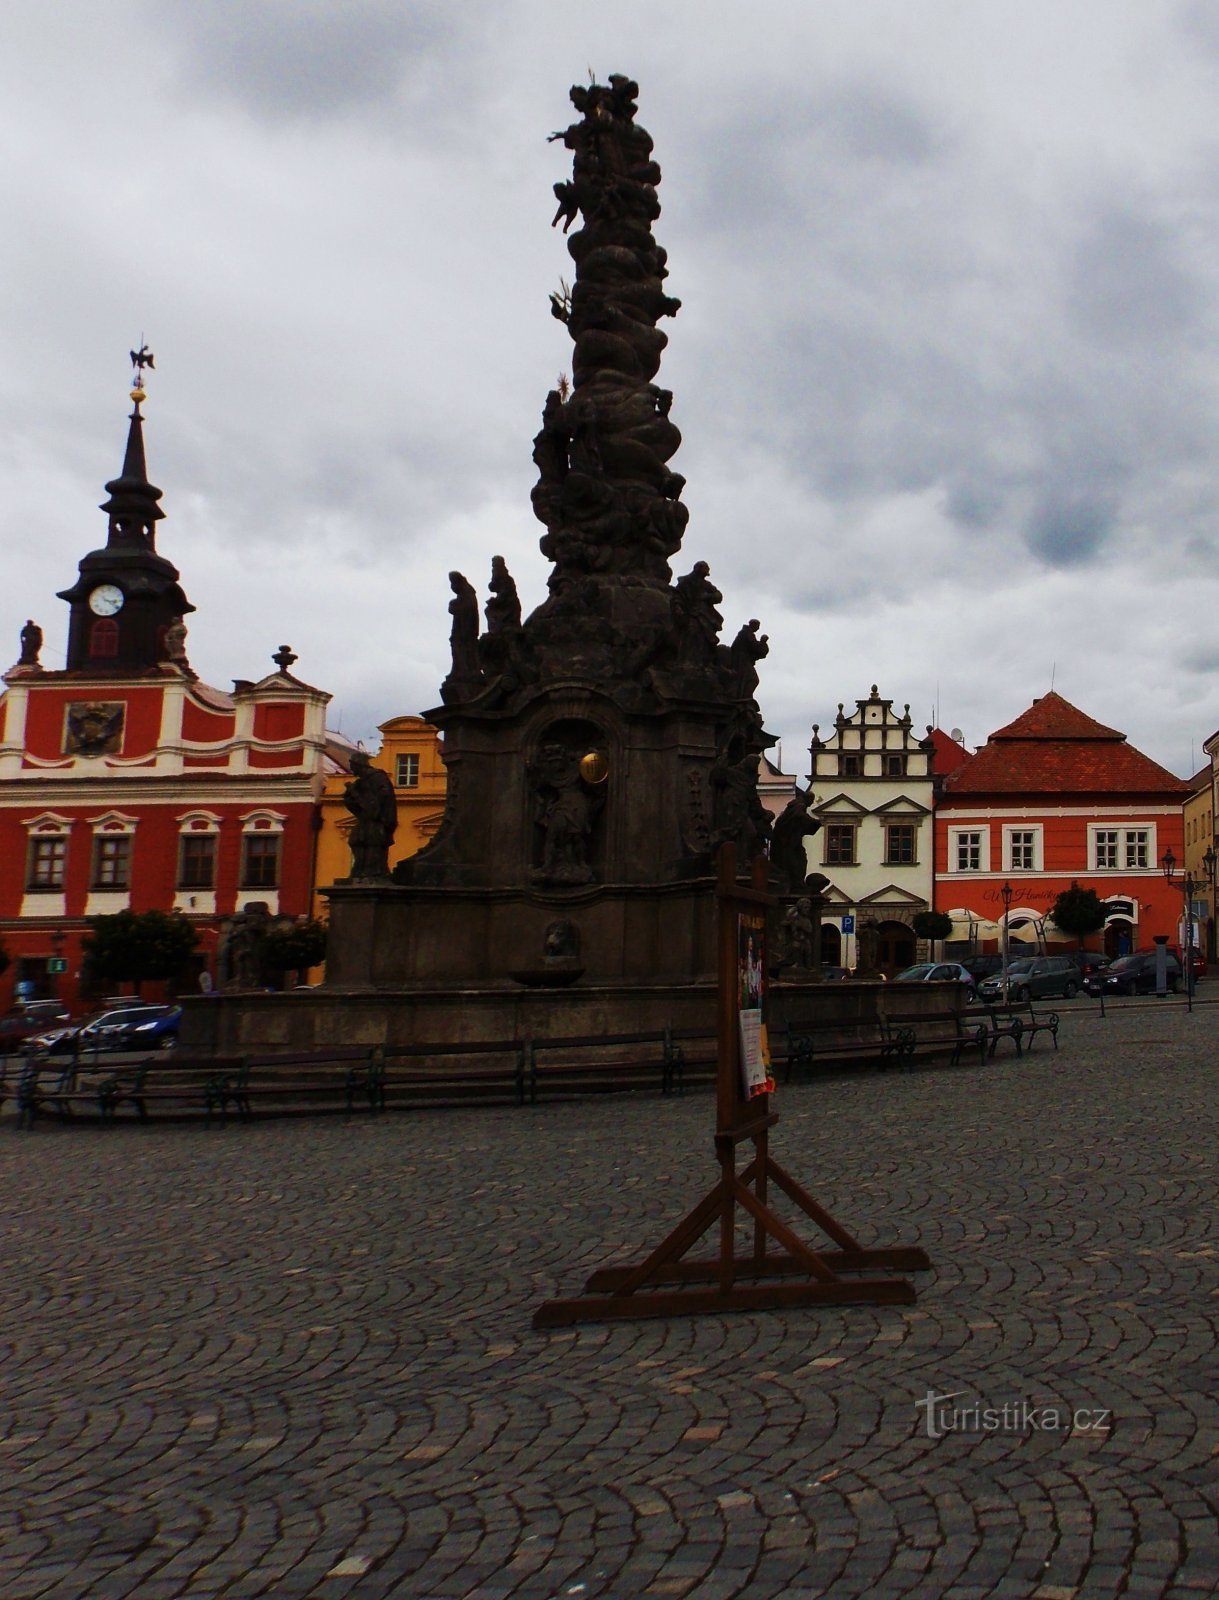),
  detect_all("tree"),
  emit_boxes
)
[81,910,199,994]
[261,919,328,987]
[912,909,954,957]
[1049,882,1107,947]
